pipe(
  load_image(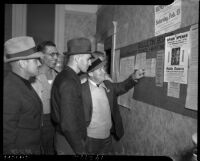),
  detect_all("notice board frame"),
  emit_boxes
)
[119,24,198,119]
